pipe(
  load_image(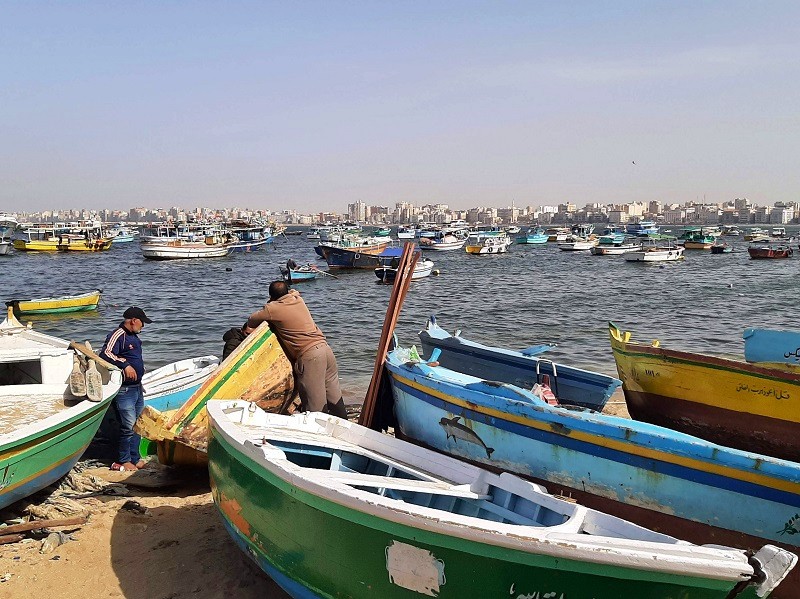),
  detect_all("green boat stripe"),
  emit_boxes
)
[179,331,273,426]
